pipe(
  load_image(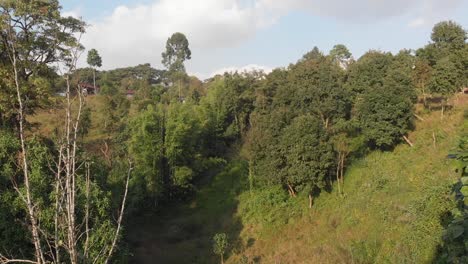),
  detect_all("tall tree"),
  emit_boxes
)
[412,58,433,106]
[0,2,130,263]
[279,115,334,206]
[288,55,350,128]
[431,20,466,51]
[428,57,463,116]
[161,32,191,98]
[345,51,393,97]
[87,48,102,90]
[0,1,85,262]
[329,44,352,69]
